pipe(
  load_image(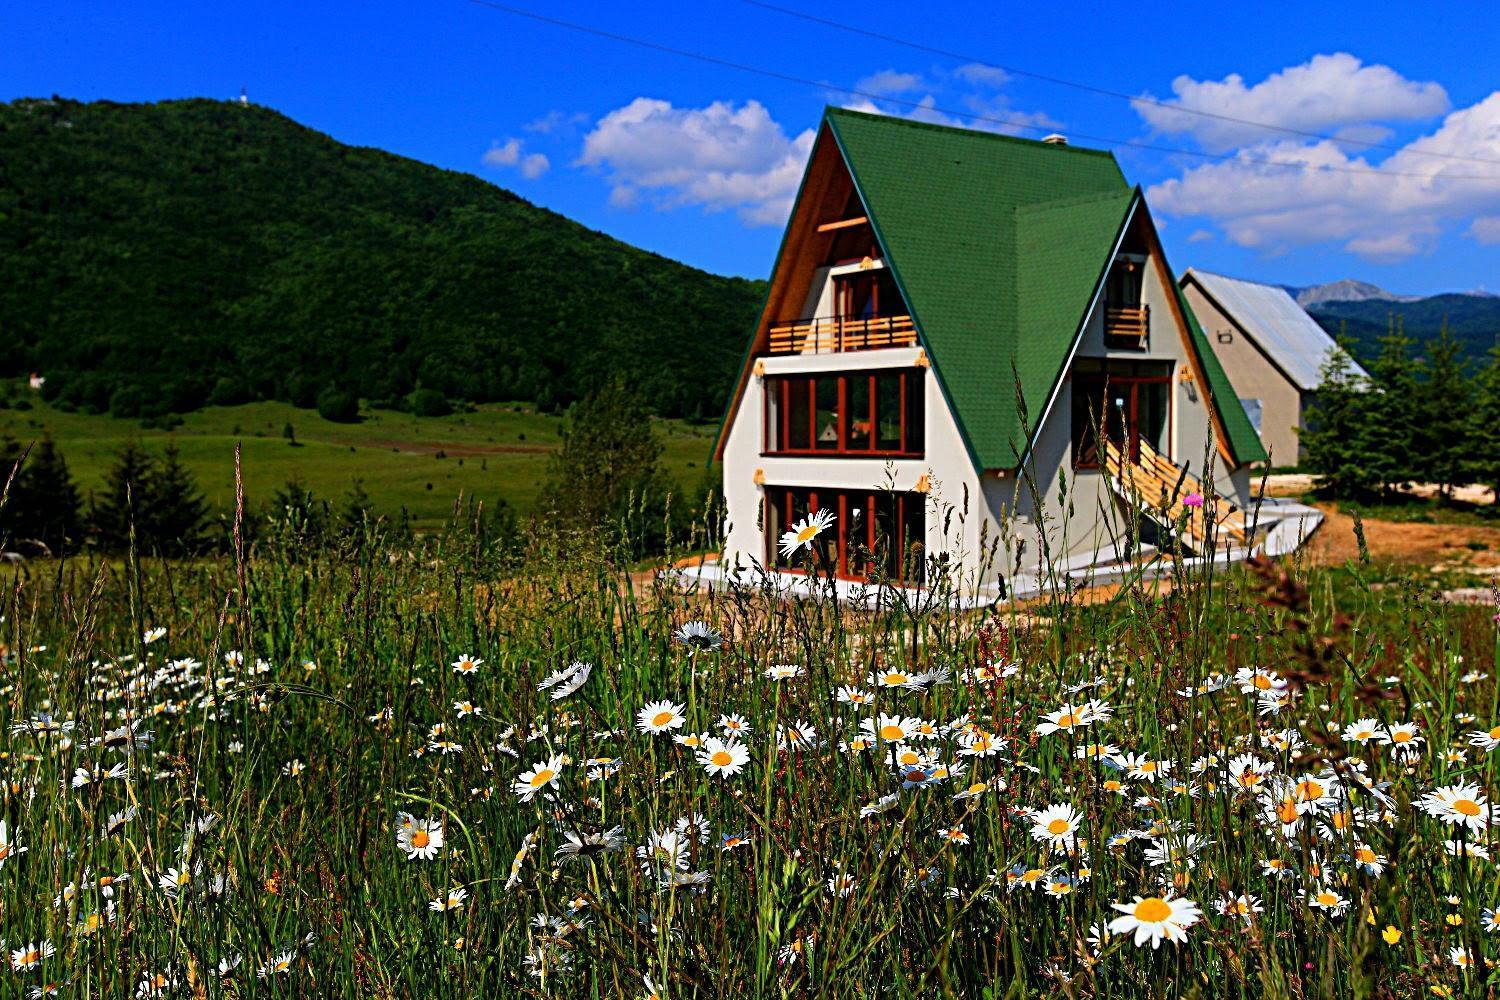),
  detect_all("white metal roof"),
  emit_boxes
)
[1184,268,1369,390]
